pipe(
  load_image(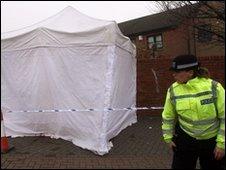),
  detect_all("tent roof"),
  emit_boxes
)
[1,6,115,39]
[1,6,136,55]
